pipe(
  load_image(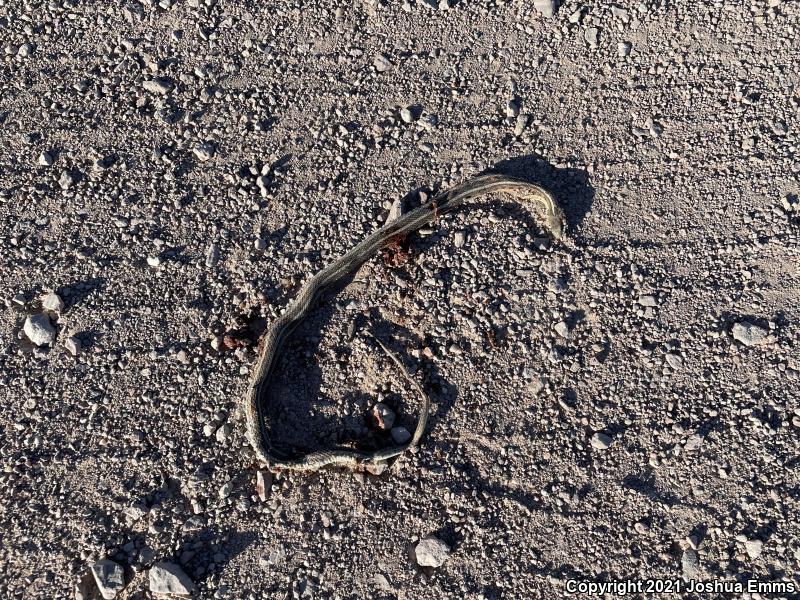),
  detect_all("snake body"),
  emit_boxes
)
[246,173,565,471]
